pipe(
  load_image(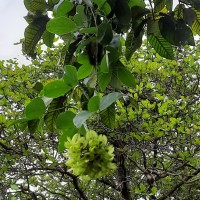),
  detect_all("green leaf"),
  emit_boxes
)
[74,5,88,27]
[28,119,40,133]
[42,30,55,47]
[30,0,47,13]
[43,80,71,98]
[92,0,111,15]
[100,92,123,111]
[24,0,32,10]
[77,64,94,80]
[54,0,74,17]
[191,9,200,35]
[98,71,112,90]
[128,0,145,8]
[166,0,173,11]
[148,33,174,59]
[125,29,144,60]
[97,22,113,45]
[100,54,109,73]
[100,103,115,129]
[33,82,43,92]
[73,111,94,128]
[44,97,65,132]
[47,16,77,35]
[58,128,77,152]
[63,65,78,87]
[56,111,76,130]
[25,98,46,120]
[23,16,49,57]
[117,66,136,88]
[114,0,131,26]
[11,184,19,190]
[88,96,100,112]
[80,27,98,34]
[154,0,165,13]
